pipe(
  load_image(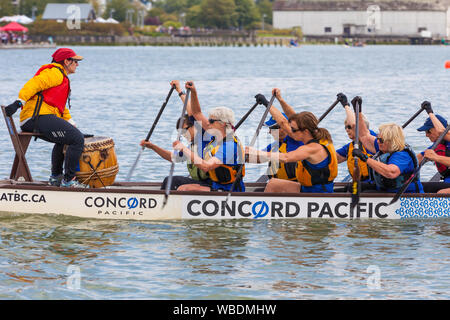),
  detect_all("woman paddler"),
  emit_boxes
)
[172,81,246,192]
[140,81,213,190]
[246,88,338,193]
[352,100,424,194]
[4,48,85,188]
